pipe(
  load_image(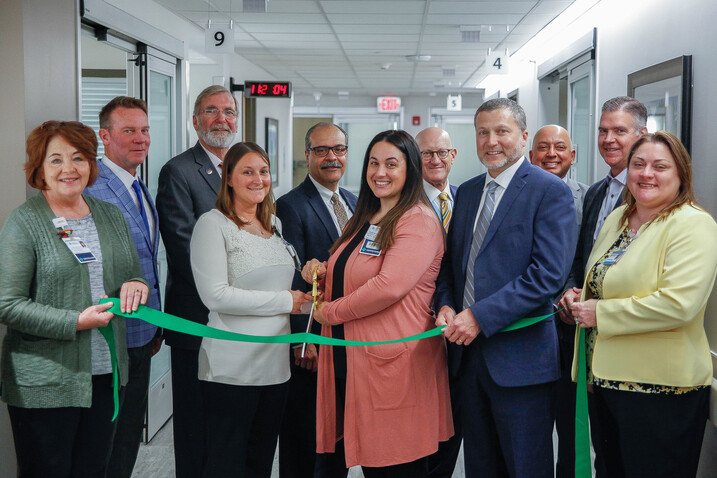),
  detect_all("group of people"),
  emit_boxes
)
[0,87,715,478]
